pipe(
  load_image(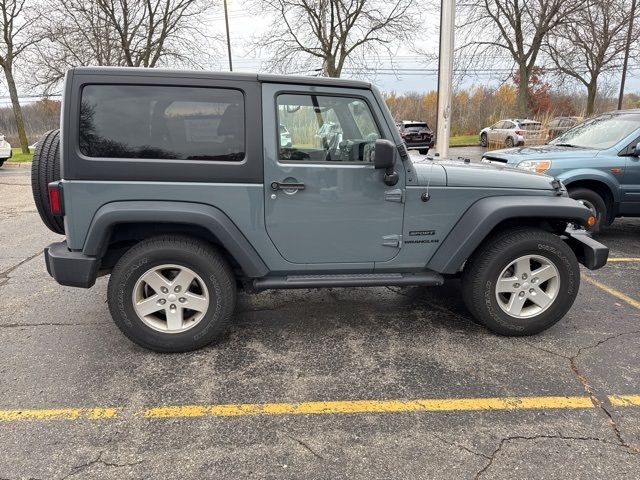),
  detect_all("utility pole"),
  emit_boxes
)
[223,0,233,71]
[435,0,456,157]
[618,0,636,109]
